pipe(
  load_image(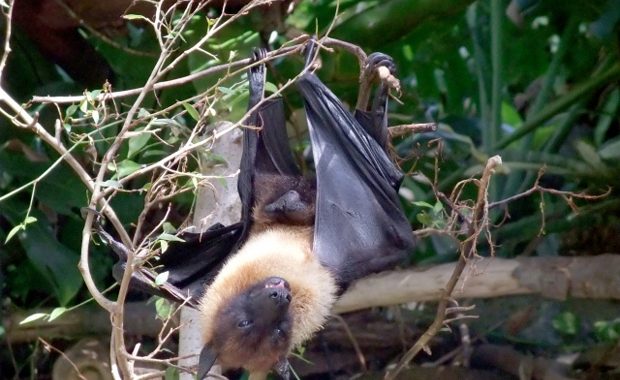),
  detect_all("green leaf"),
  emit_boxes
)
[127,130,151,159]
[164,367,179,380]
[154,297,174,320]
[157,233,185,242]
[413,201,434,209]
[432,201,444,215]
[91,110,100,124]
[123,14,148,21]
[416,211,433,226]
[552,311,579,336]
[5,223,25,244]
[115,160,141,178]
[24,216,38,225]
[162,222,177,234]
[598,136,620,160]
[594,88,619,146]
[48,307,68,322]
[182,102,200,121]
[66,104,78,117]
[20,313,49,325]
[0,204,85,305]
[593,319,620,342]
[155,271,169,286]
[575,140,607,172]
